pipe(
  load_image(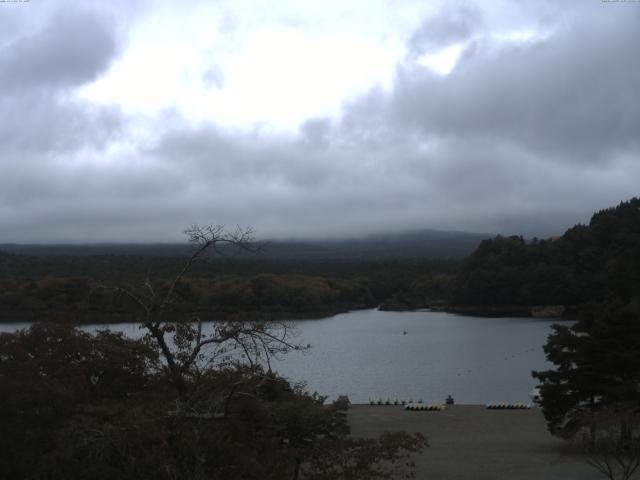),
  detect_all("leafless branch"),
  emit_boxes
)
[109,224,301,399]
